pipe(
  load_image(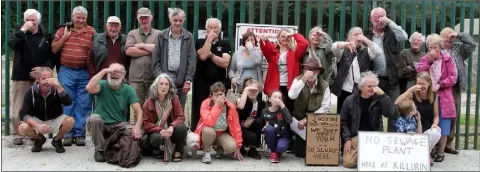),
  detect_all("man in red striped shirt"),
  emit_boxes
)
[51,6,96,147]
